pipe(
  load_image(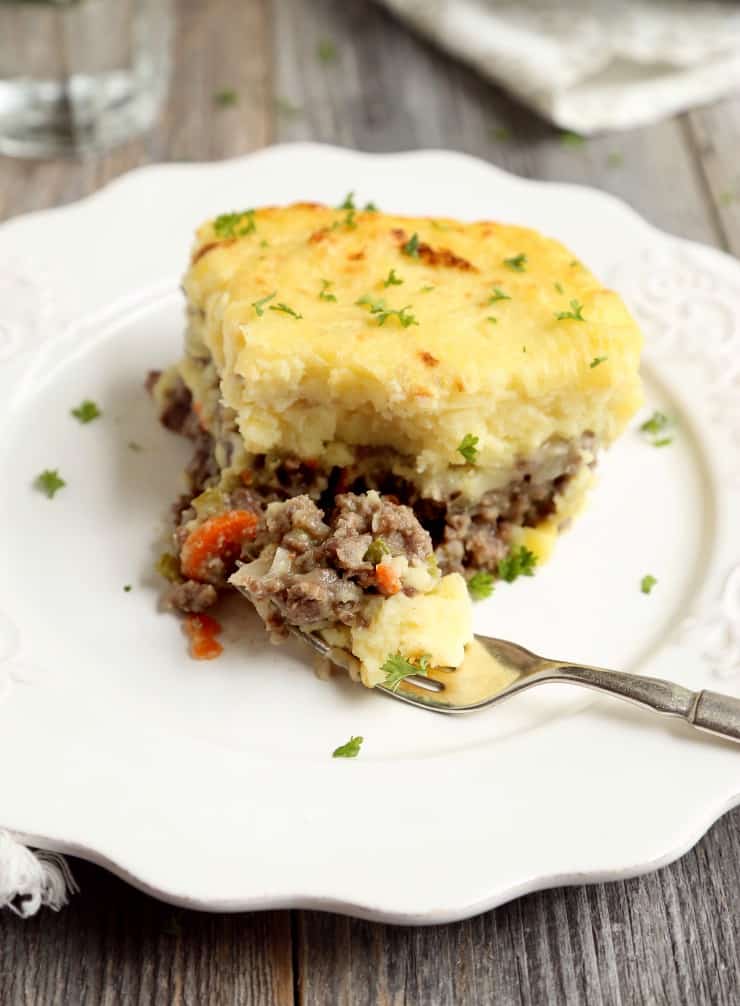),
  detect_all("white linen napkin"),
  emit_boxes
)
[379,0,740,133]
[0,831,77,917]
